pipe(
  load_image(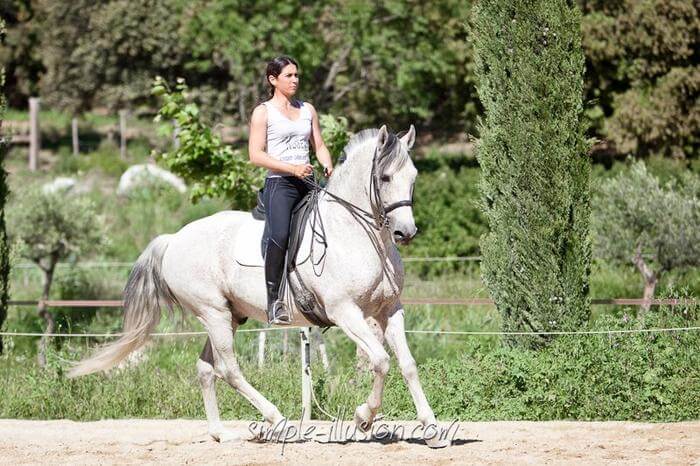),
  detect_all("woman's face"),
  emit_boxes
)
[269,63,299,96]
